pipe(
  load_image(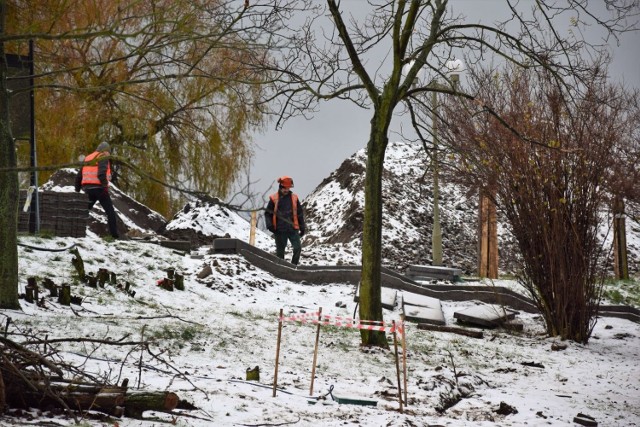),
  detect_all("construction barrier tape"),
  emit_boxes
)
[279,312,404,335]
